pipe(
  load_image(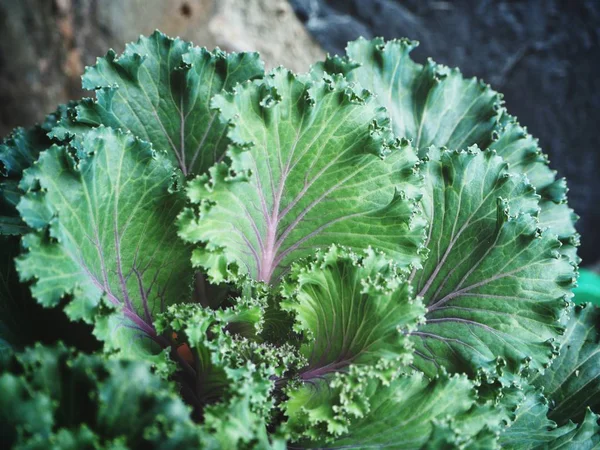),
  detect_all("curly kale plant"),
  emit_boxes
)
[1,31,597,449]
